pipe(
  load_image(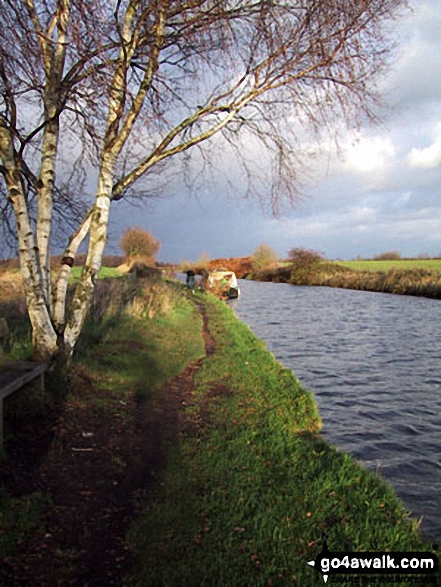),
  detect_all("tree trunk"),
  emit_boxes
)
[63,166,113,355]
[36,117,59,309]
[0,124,58,360]
[61,8,138,355]
[36,0,70,309]
[52,209,93,332]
